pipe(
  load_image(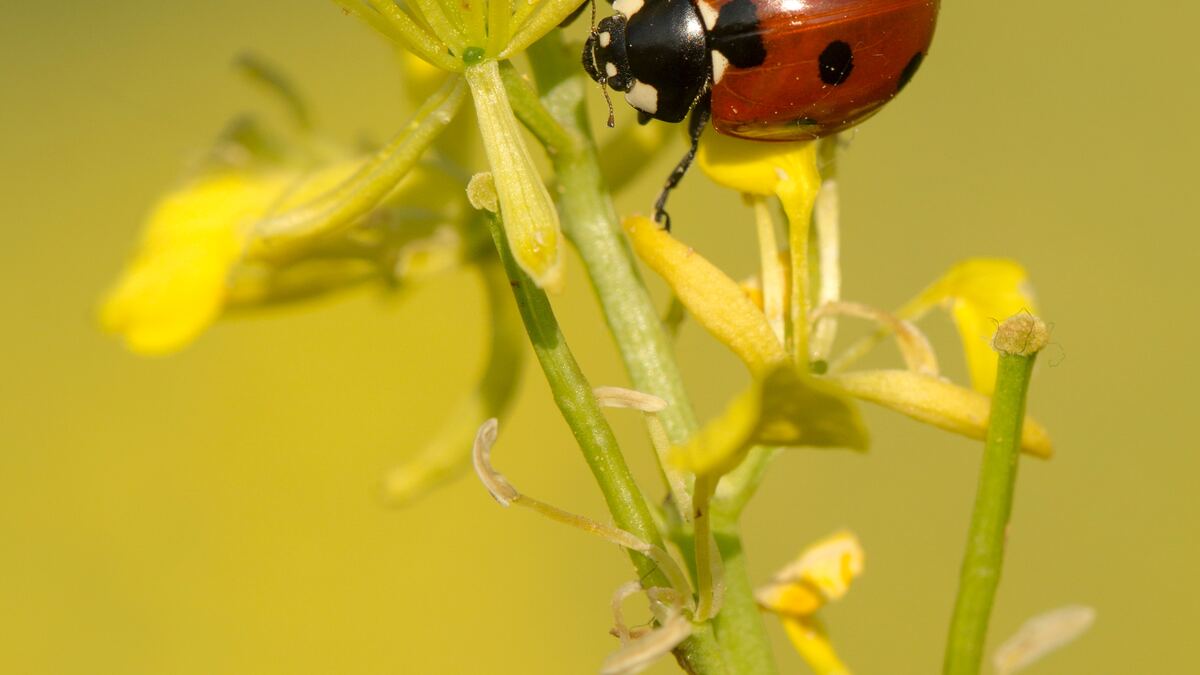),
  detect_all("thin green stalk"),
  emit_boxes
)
[713,446,781,519]
[498,0,589,59]
[943,315,1049,675]
[712,513,776,675]
[513,41,699,445]
[406,0,466,52]
[693,476,716,621]
[484,214,664,572]
[339,0,462,71]
[512,35,779,675]
[486,211,729,675]
[250,76,466,260]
